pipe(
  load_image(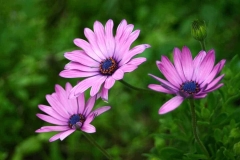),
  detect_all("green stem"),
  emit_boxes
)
[119,80,151,92]
[199,40,206,51]
[83,132,112,159]
[189,99,210,159]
